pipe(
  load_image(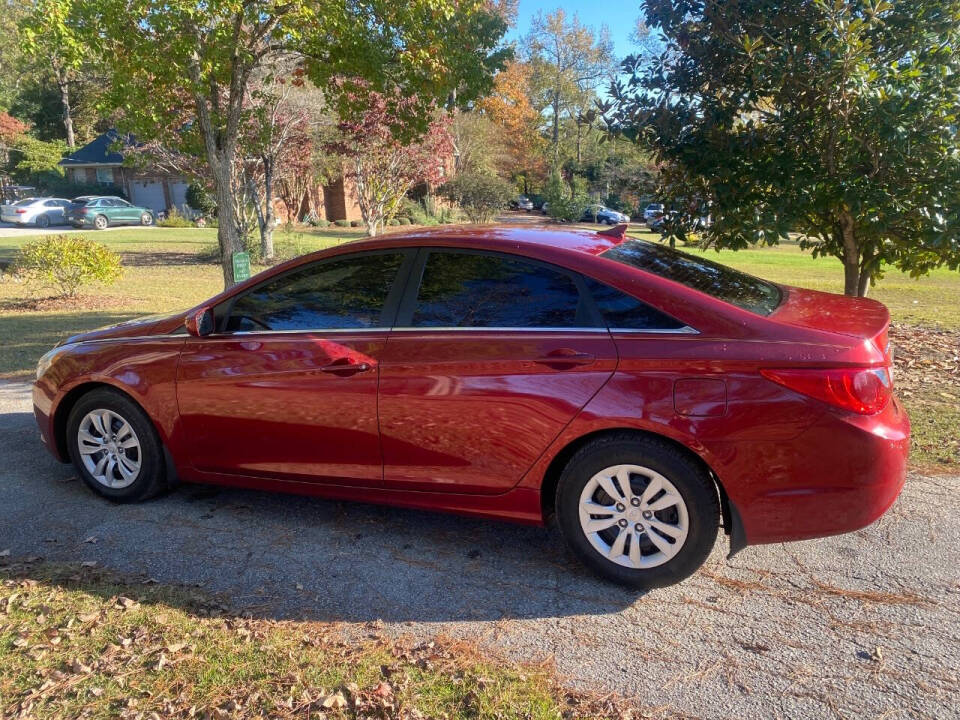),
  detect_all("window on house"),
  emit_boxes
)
[96,168,114,184]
